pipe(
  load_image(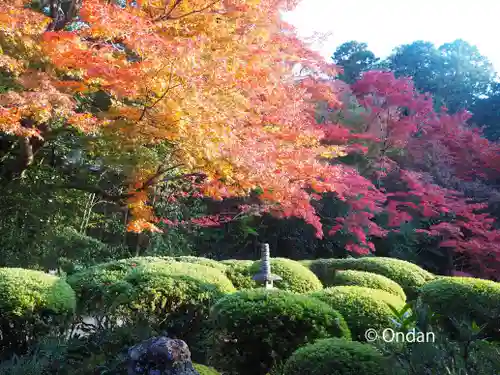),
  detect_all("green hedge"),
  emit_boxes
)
[209,288,351,375]
[283,338,392,375]
[67,257,234,315]
[249,258,323,293]
[307,257,434,299]
[220,260,256,289]
[174,256,227,272]
[310,286,405,340]
[193,363,221,375]
[67,258,235,362]
[331,270,406,300]
[0,268,76,358]
[420,276,500,330]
